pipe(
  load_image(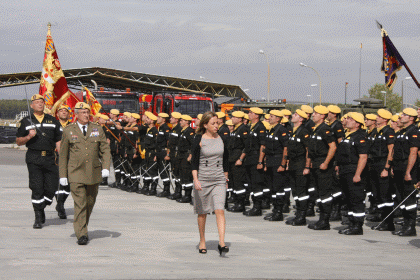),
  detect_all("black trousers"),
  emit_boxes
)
[370,162,394,215]
[311,165,334,214]
[229,162,246,199]
[393,165,418,220]
[26,151,58,211]
[156,151,170,186]
[111,152,122,184]
[245,164,264,202]
[339,167,366,223]
[180,156,193,189]
[266,165,286,209]
[171,153,181,185]
[143,151,158,185]
[289,168,310,211]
